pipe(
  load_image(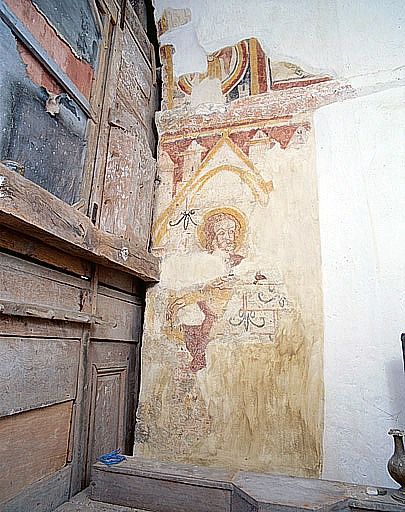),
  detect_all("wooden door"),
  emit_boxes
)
[98,3,158,250]
[85,283,143,481]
